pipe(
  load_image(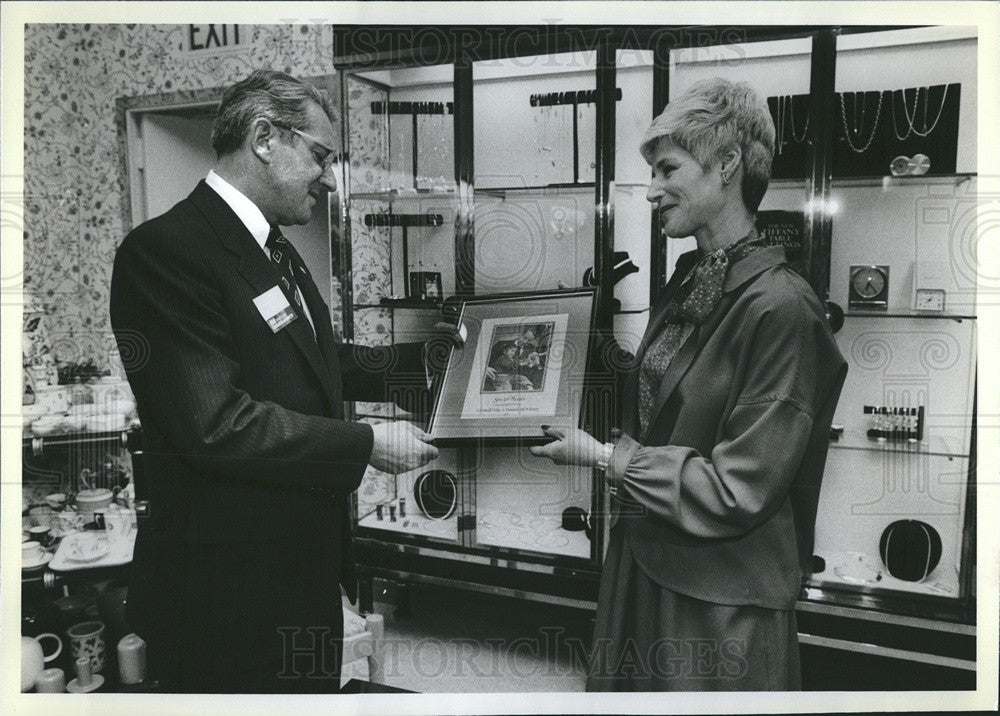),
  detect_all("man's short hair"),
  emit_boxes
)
[211,69,333,157]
